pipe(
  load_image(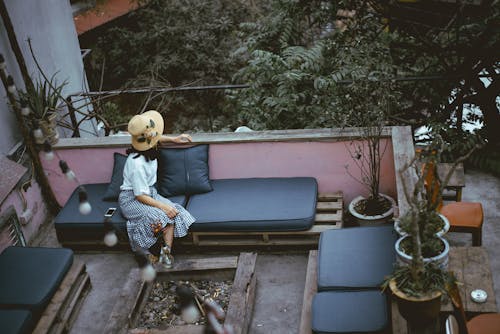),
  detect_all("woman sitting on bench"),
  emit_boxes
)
[119,110,195,269]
